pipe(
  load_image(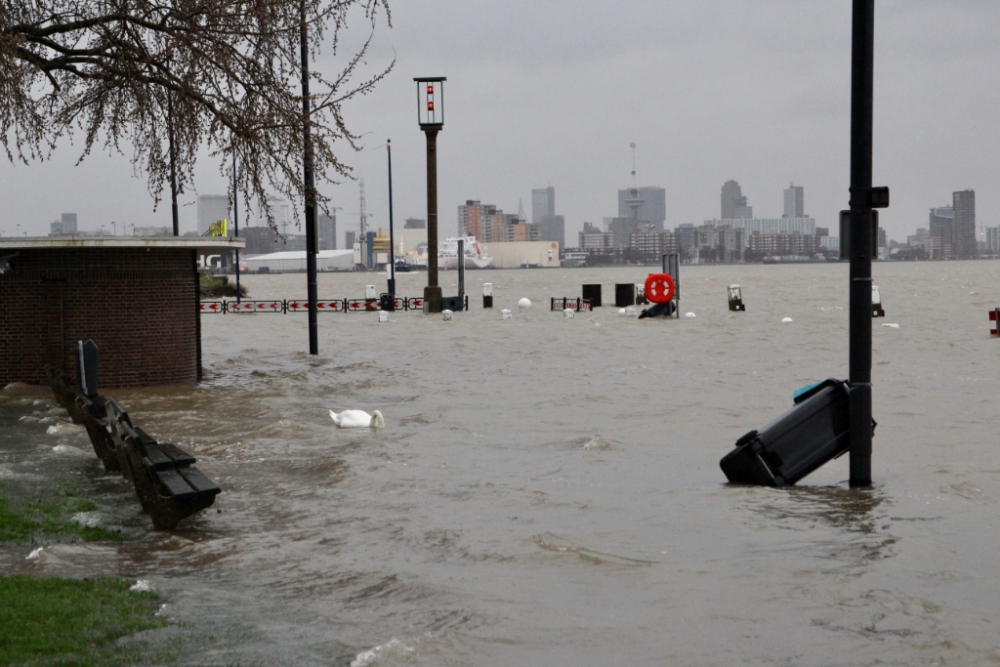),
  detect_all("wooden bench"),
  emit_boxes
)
[105,399,221,530]
[45,367,120,473]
